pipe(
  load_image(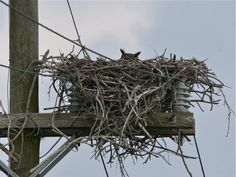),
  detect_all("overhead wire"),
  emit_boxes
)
[0,0,113,60]
[178,130,192,177]
[194,135,206,177]
[0,62,67,79]
[66,0,82,45]
[99,153,109,177]
[66,0,90,59]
